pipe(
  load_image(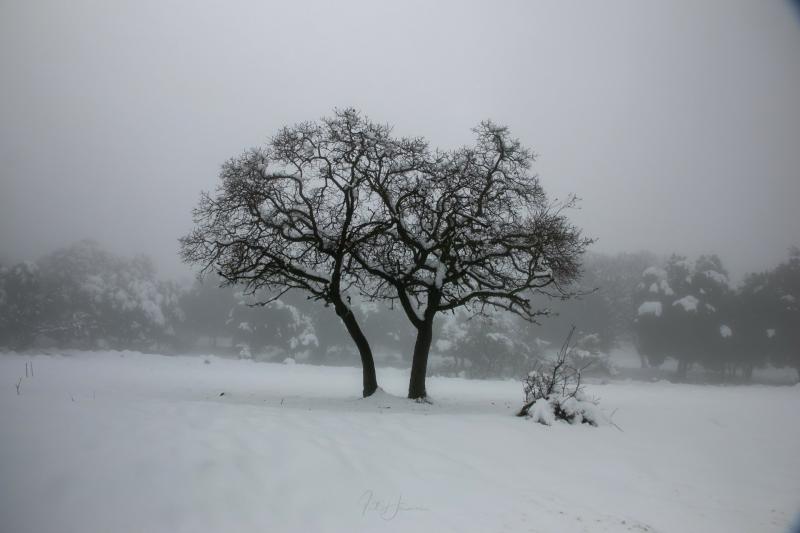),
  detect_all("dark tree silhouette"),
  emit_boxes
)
[182,111,588,399]
[356,121,590,399]
[180,110,426,396]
